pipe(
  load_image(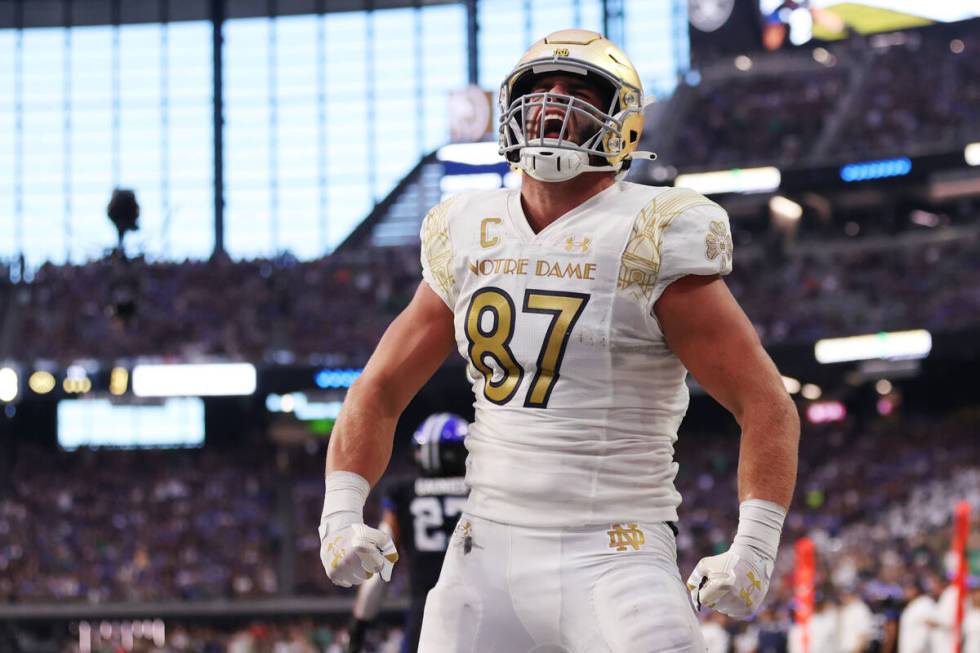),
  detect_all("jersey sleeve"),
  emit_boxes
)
[647,187,733,311]
[419,197,458,309]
